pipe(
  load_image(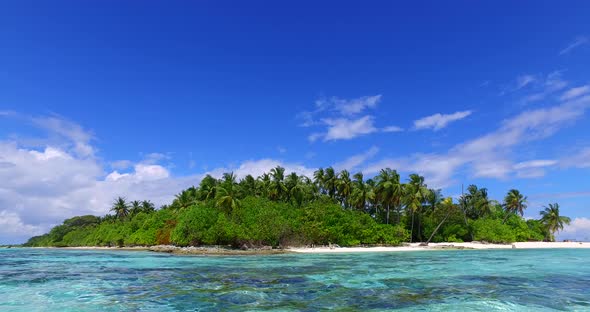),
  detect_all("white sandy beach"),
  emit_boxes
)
[287,242,590,253]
